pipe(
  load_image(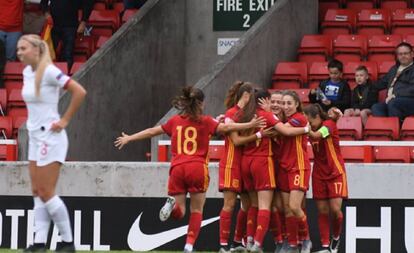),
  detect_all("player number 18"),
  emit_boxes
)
[176,126,198,155]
